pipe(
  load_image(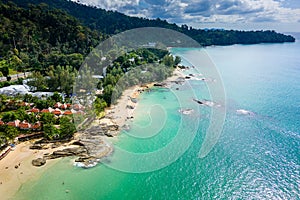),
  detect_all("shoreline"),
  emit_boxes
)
[101,67,185,131]
[0,67,186,199]
[0,141,62,200]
